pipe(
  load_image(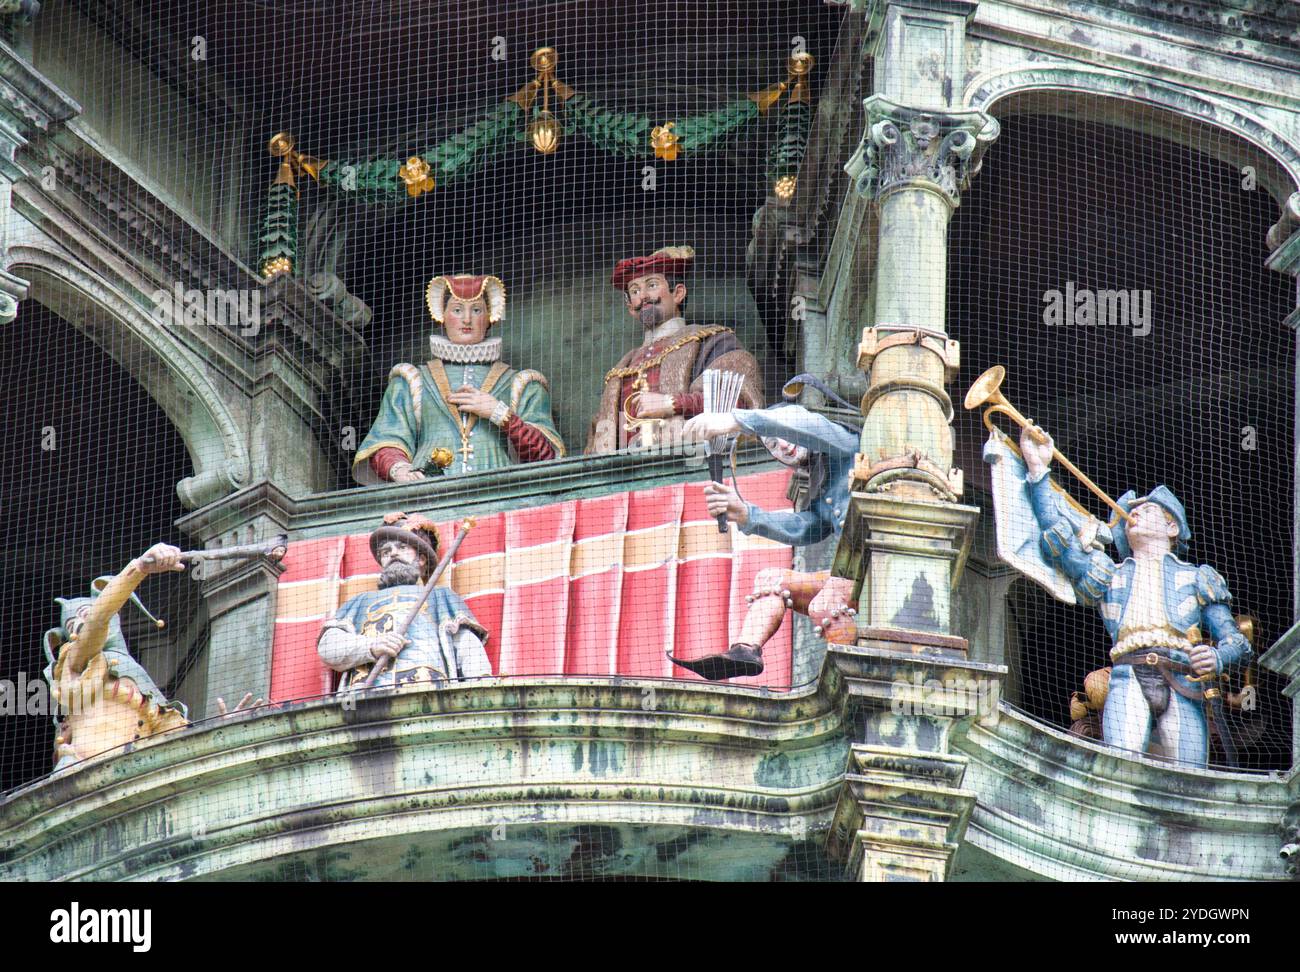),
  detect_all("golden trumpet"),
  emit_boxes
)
[964,365,1130,523]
